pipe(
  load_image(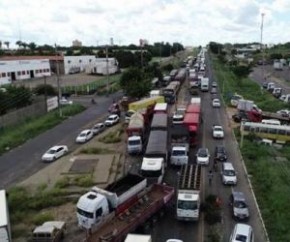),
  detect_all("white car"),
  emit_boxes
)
[105,114,120,126]
[212,125,224,139]
[76,129,93,143]
[59,97,73,105]
[212,98,221,108]
[196,148,210,165]
[91,123,105,135]
[41,145,68,162]
[277,109,290,118]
